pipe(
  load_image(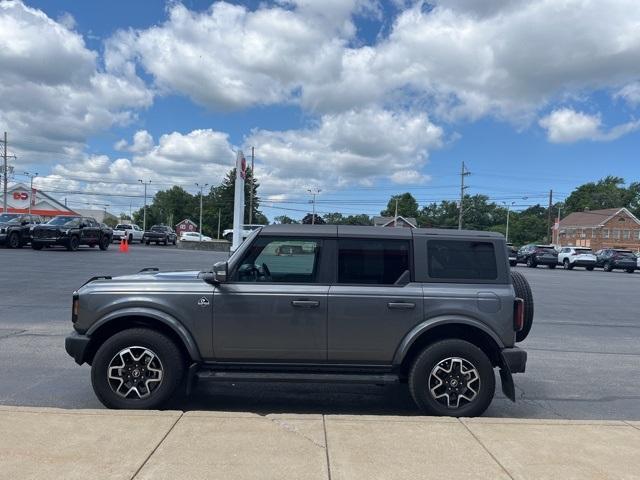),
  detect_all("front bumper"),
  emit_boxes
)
[0,233,6,244]
[65,331,91,365]
[501,347,527,373]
